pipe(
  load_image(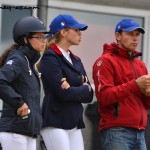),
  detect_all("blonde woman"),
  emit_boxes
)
[40,14,93,150]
